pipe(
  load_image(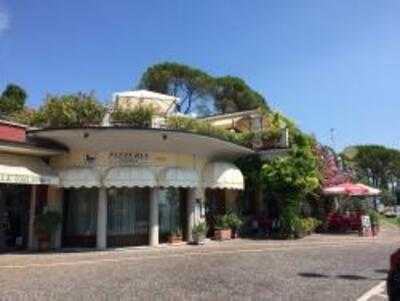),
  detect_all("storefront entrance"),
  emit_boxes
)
[159,187,188,243]
[63,187,150,248]
[107,187,150,247]
[63,187,188,248]
[0,184,30,252]
[205,189,226,237]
